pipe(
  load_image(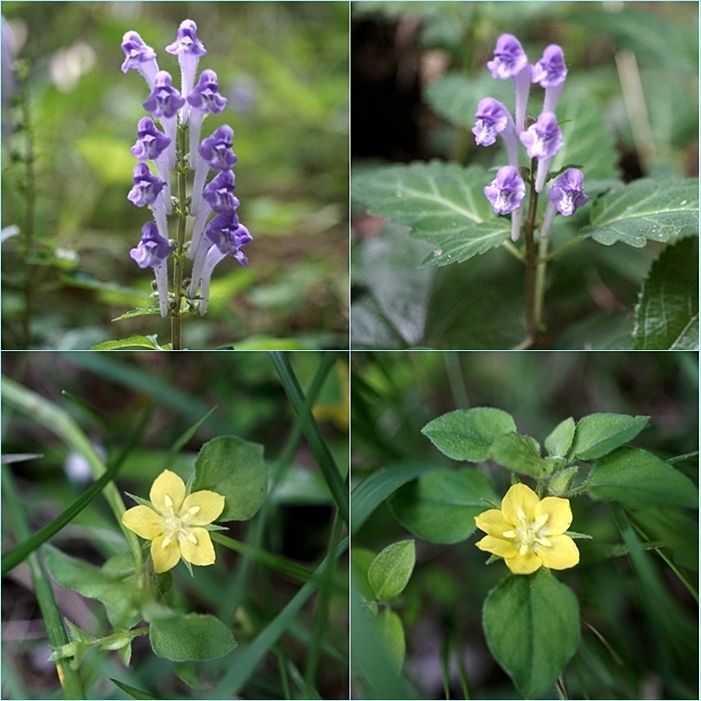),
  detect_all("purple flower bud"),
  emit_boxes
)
[203,170,239,213]
[472,97,519,167]
[127,163,165,207]
[487,34,528,80]
[142,70,185,120]
[519,112,563,160]
[129,221,172,269]
[547,168,589,216]
[121,31,159,88]
[187,69,227,114]
[531,45,567,88]
[484,166,526,216]
[130,117,171,161]
[166,19,207,125]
